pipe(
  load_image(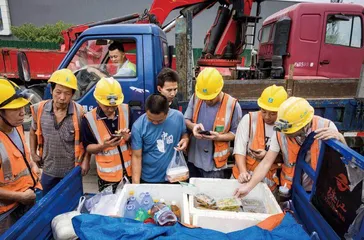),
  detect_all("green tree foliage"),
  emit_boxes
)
[11,21,73,44]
